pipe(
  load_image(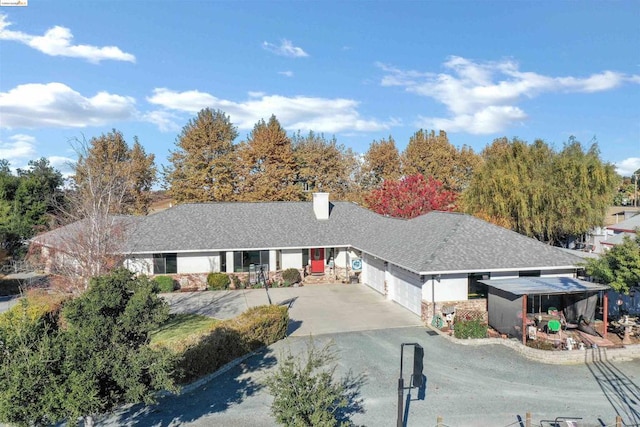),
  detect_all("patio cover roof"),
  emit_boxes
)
[479,277,609,296]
